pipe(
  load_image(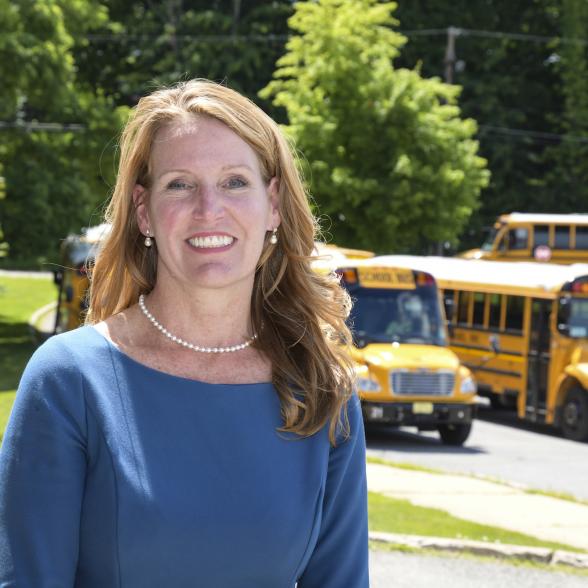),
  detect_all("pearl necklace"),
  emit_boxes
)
[138,294,257,353]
